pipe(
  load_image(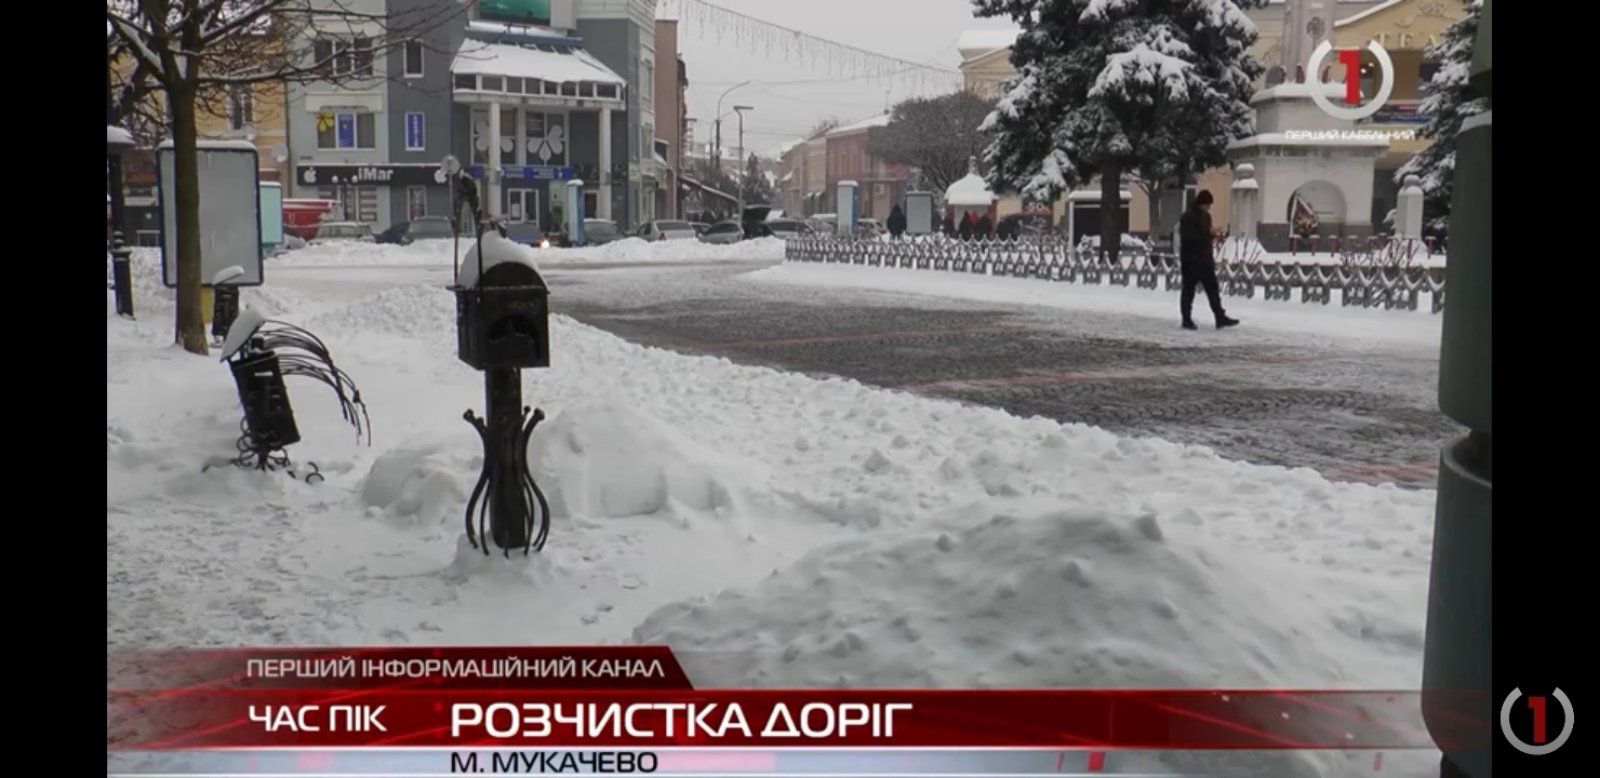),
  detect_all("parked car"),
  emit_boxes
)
[583,218,625,246]
[376,216,455,245]
[309,222,373,244]
[635,220,698,241]
[857,218,886,237]
[766,219,814,239]
[699,220,745,245]
[691,222,711,236]
[280,229,307,252]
